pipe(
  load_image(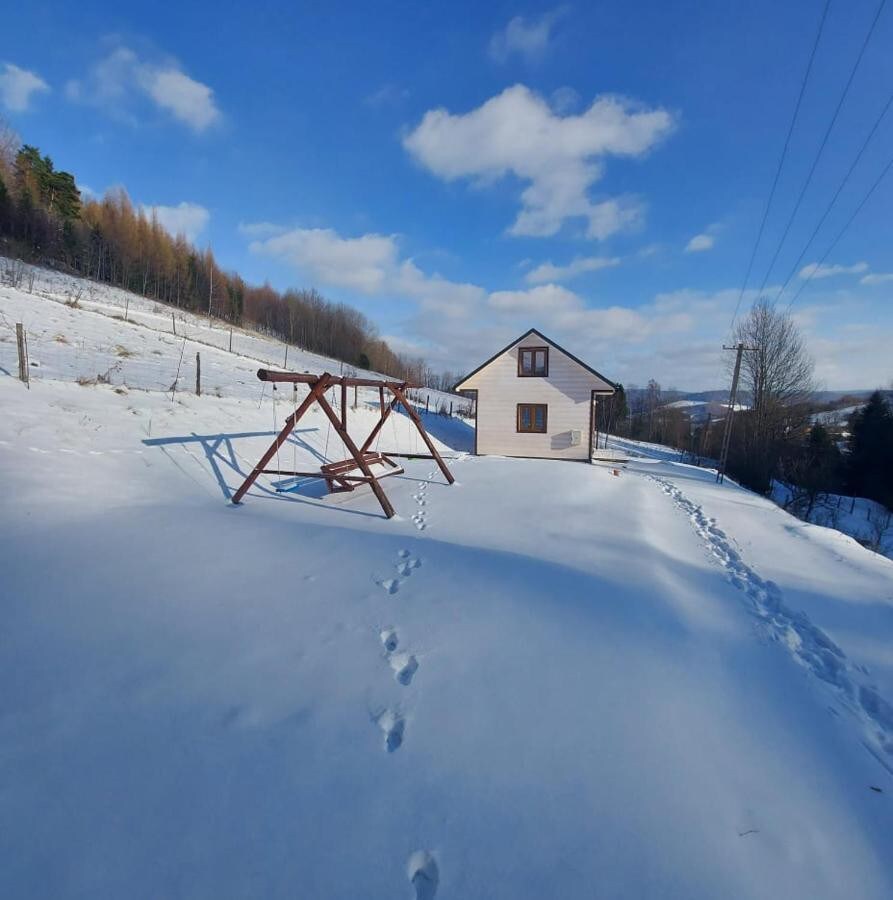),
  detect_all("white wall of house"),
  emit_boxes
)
[457,333,614,460]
